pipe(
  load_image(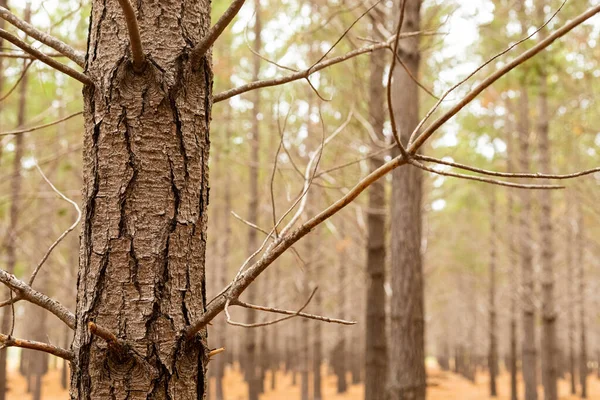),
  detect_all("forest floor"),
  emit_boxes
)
[5,363,600,399]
